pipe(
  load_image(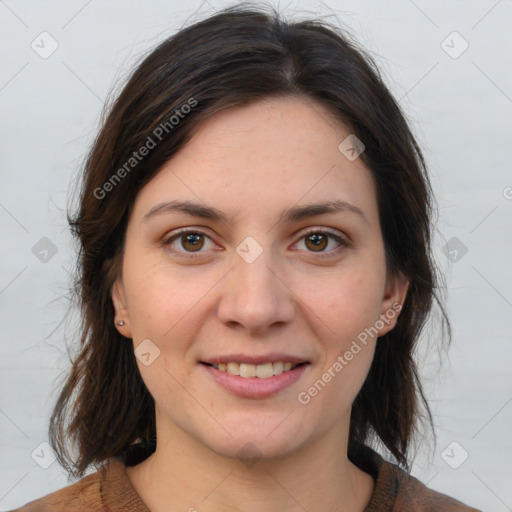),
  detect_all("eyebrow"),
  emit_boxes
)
[280,200,368,225]
[143,199,369,225]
